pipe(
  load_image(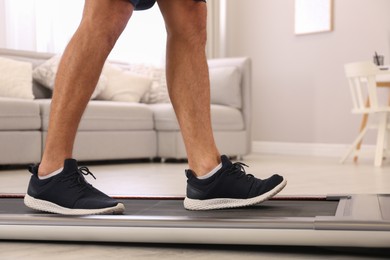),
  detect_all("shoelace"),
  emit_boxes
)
[228,161,254,180]
[78,166,97,180]
[61,166,96,192]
